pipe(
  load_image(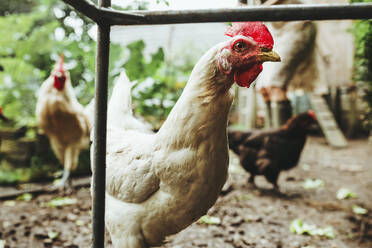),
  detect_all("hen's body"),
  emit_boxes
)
[104,47,233,247]
[36,72,90,189]
[228,112,315,188]
[98,22,281,248]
